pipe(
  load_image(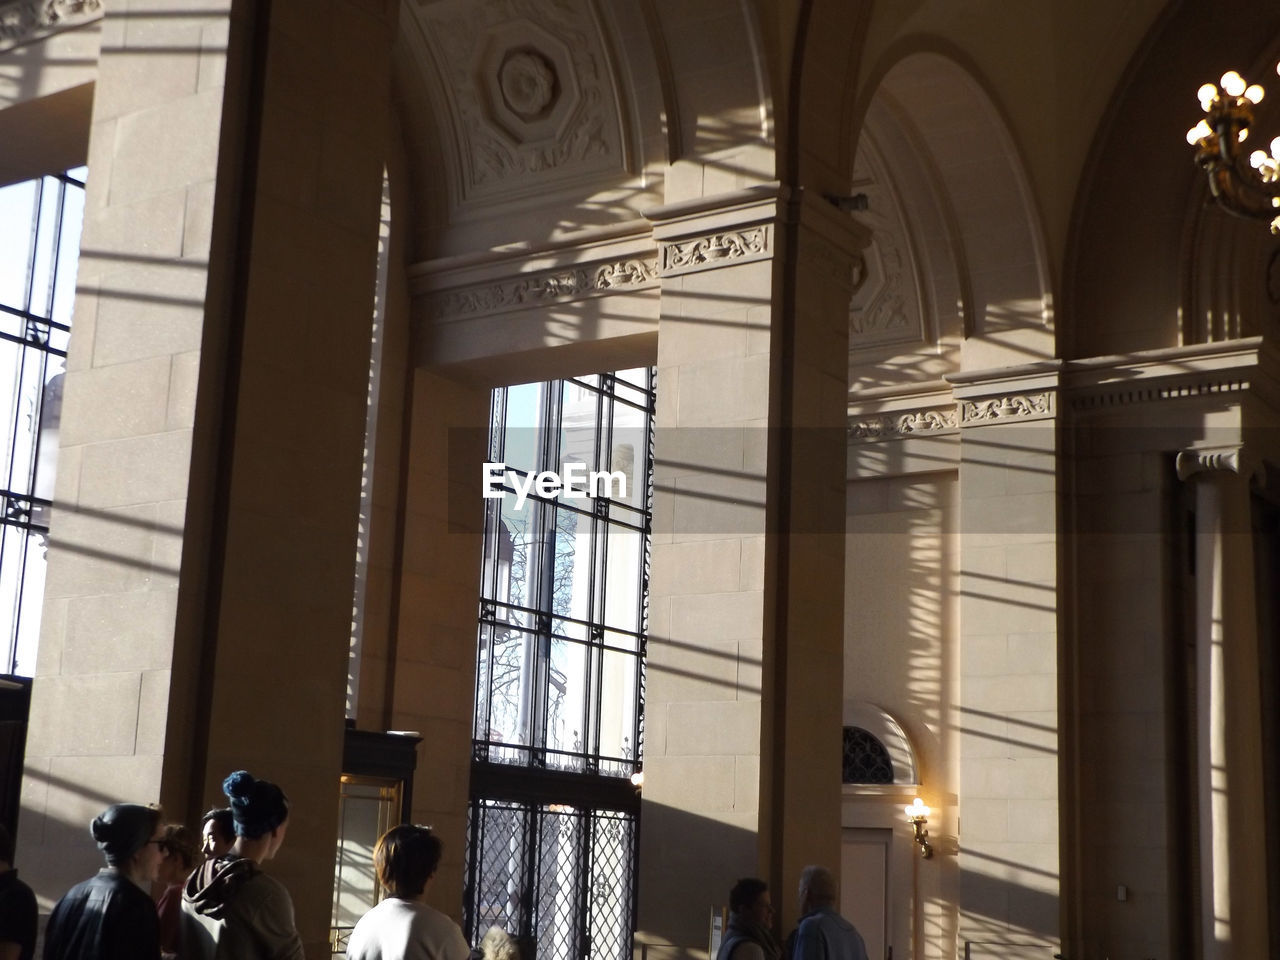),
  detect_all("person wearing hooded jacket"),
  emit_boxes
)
[180,771,303,960]
[43,803,165,960]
